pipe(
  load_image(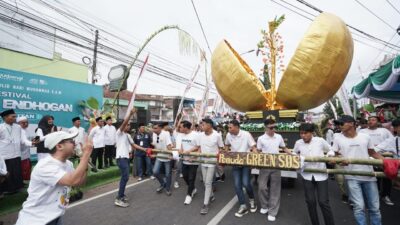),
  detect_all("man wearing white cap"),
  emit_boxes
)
[16,131,93,225]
